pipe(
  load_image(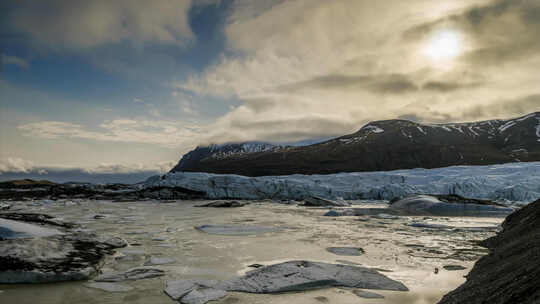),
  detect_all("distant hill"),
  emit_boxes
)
[171,112,540,176]
[0,179,56,189]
